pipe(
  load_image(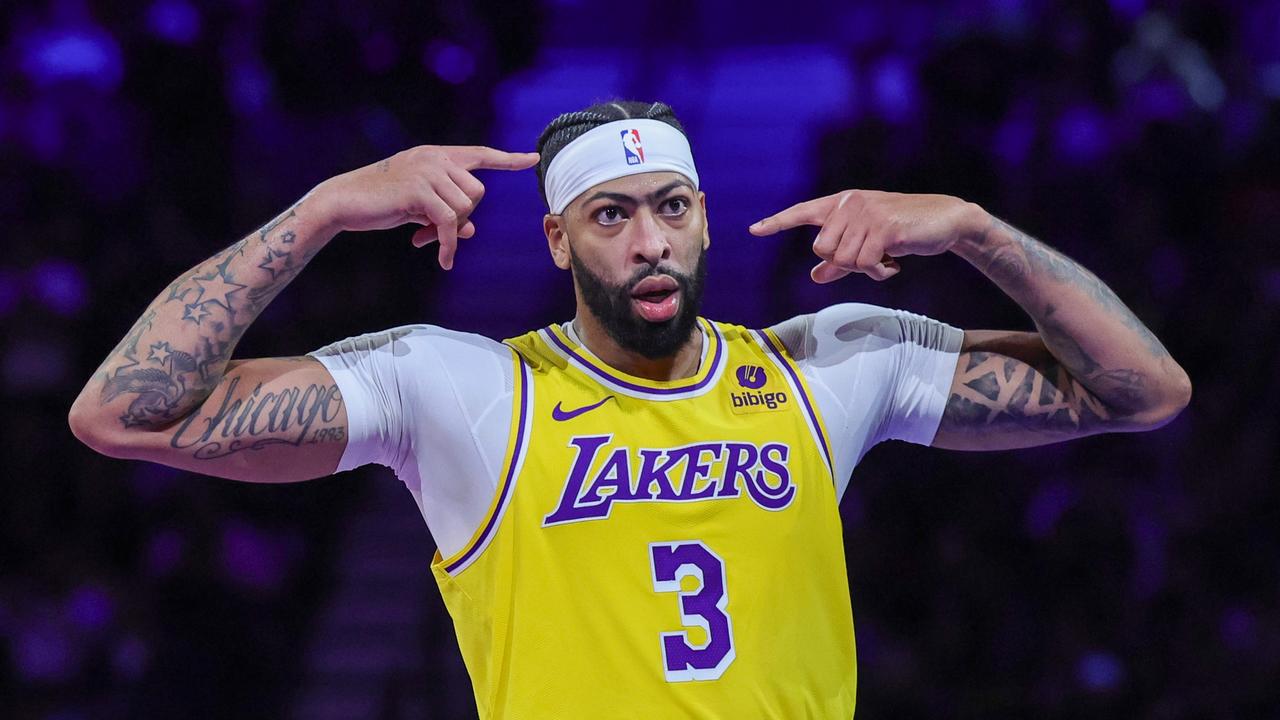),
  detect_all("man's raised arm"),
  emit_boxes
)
[68,145,538,482]
[750,190,1192,451]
